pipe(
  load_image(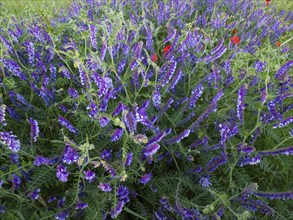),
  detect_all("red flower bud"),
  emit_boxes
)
[151,53,158,62]
[230,36,240,45]
[163,45,171,55]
